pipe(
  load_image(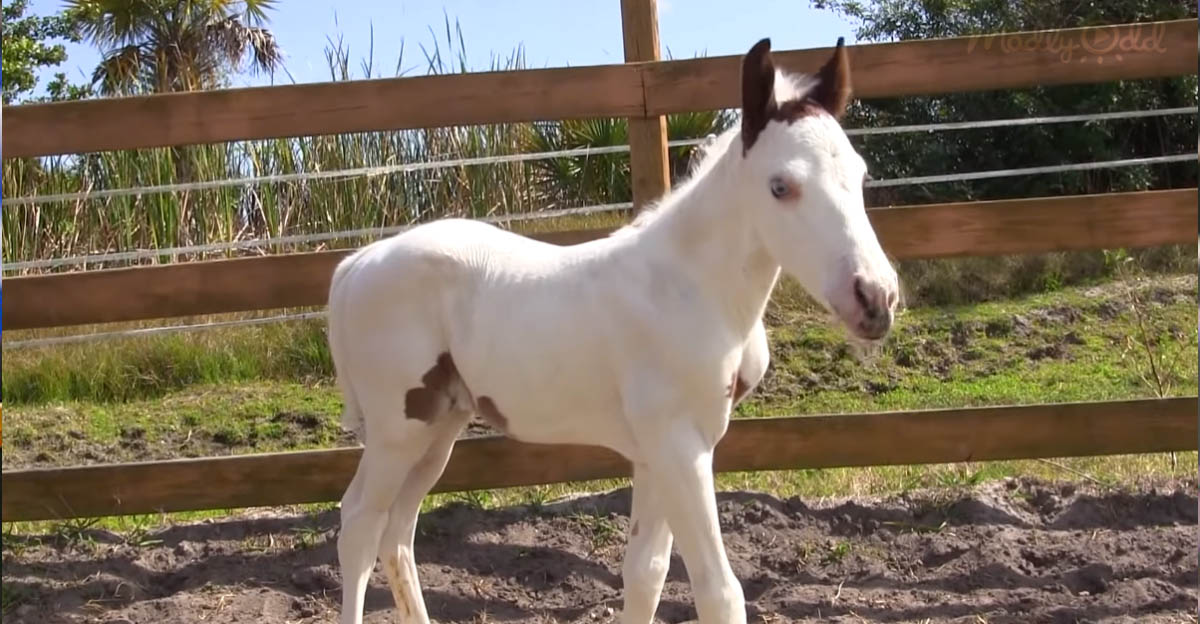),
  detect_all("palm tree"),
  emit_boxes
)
[64,0,283,96]
[522,110,737,208]
[64,0,284,186]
